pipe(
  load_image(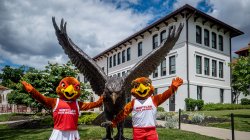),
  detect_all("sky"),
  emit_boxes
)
[0,0,249,71]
